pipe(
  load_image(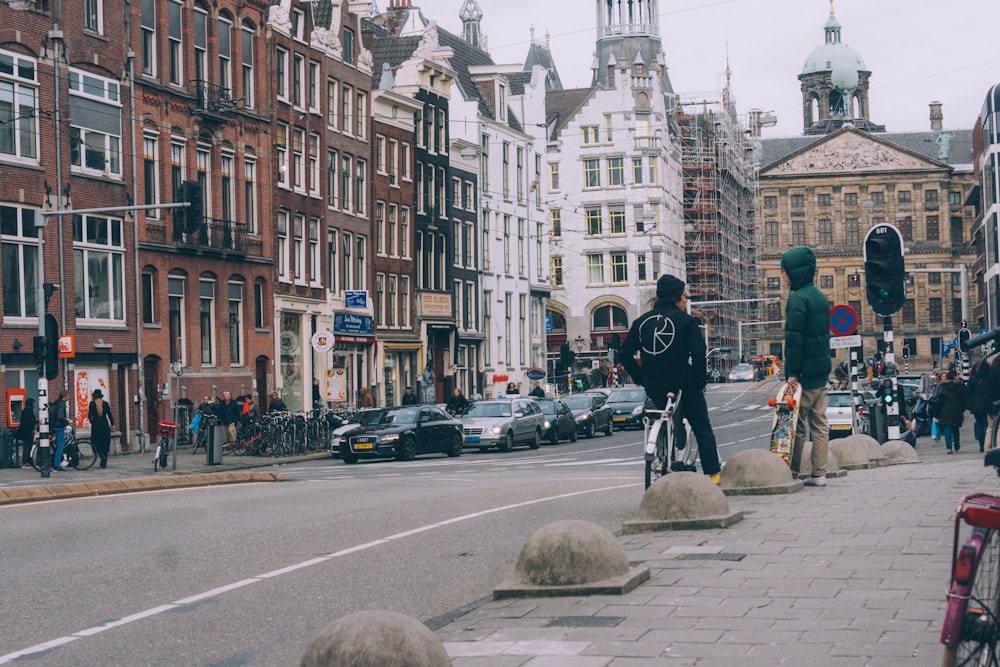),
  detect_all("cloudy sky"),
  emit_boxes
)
[396,0,1000,137]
